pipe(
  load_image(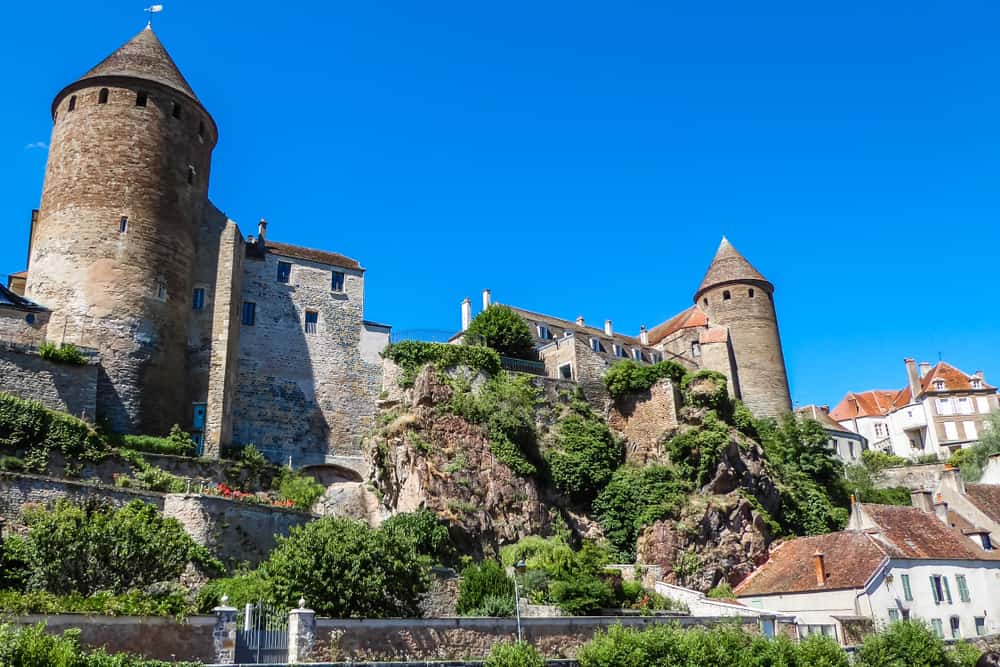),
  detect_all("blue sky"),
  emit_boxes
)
[2,1,998,408]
